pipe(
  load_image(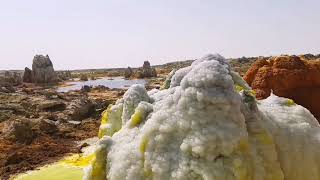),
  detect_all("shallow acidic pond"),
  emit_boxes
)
[57,77,147,92]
